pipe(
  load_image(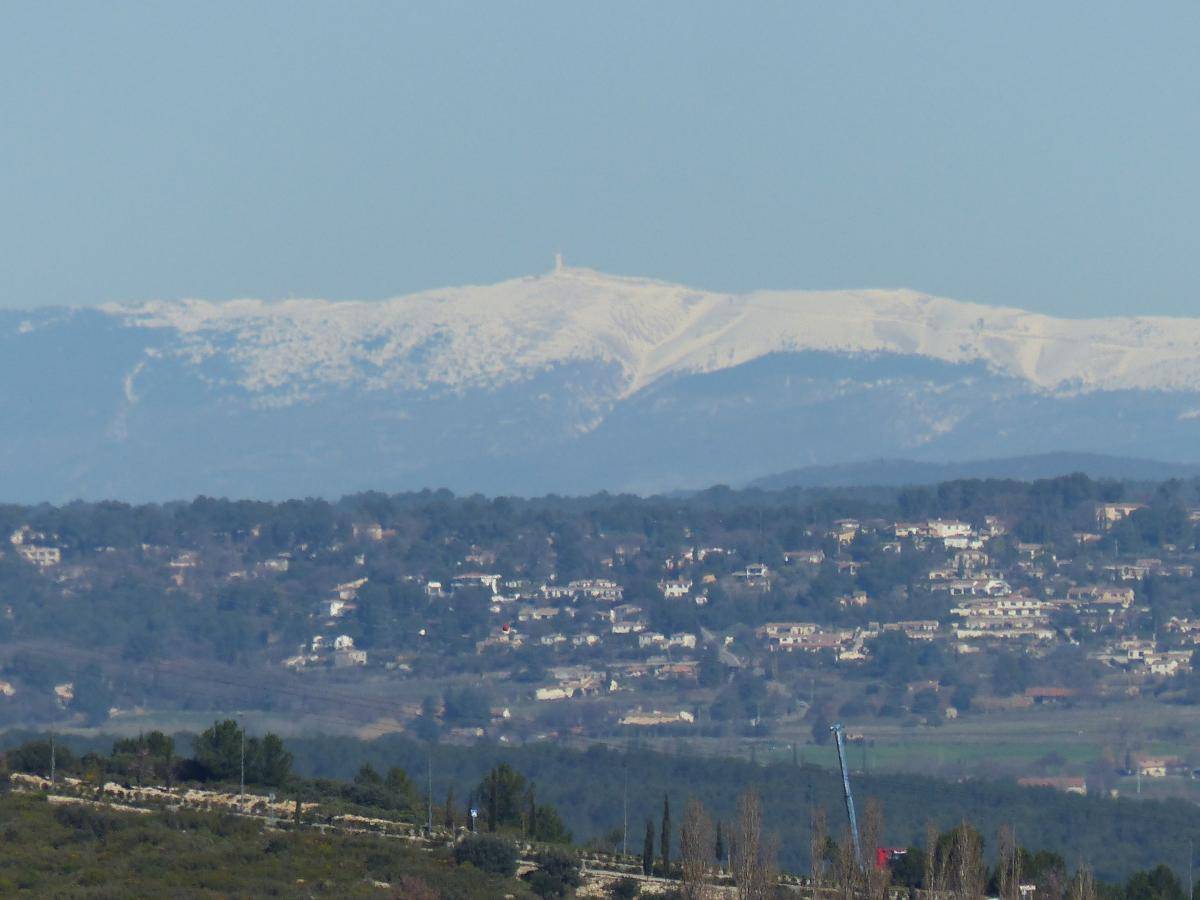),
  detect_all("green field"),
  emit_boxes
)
[601,699,1200,803]
[23,684,1200,807]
